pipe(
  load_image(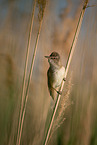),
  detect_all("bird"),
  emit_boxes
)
[45,52,66,100]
